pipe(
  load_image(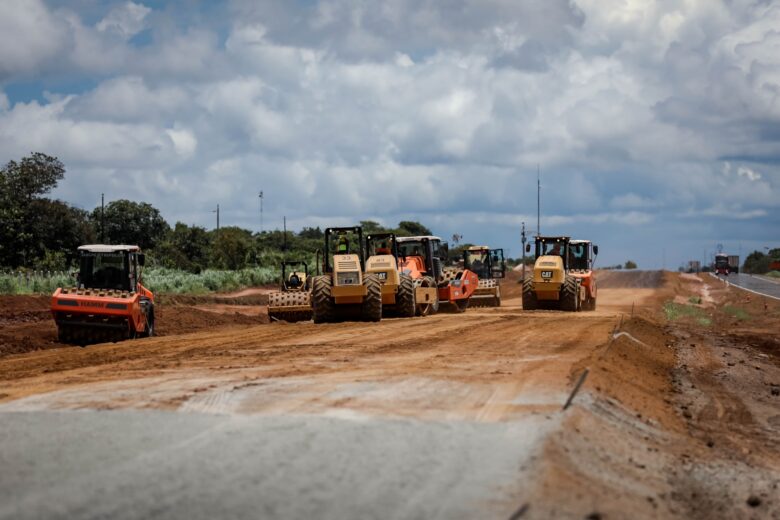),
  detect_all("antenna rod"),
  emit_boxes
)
[537,165,541,236]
